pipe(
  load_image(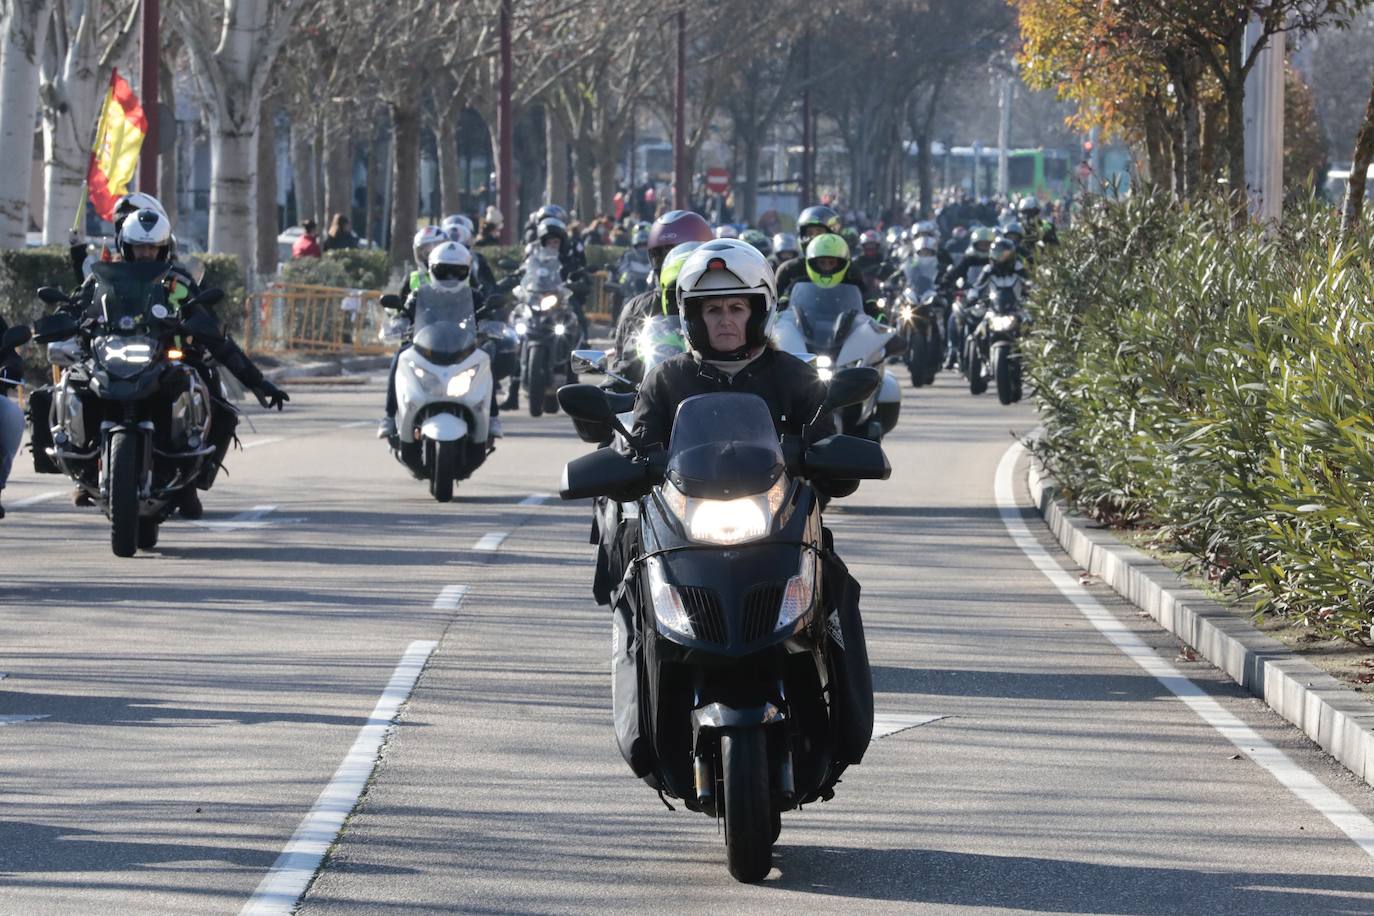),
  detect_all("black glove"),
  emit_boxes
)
[253,381,289,410]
